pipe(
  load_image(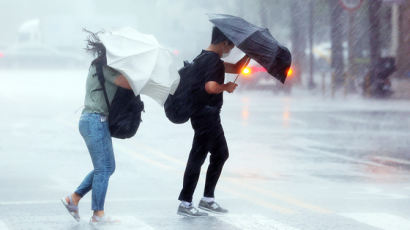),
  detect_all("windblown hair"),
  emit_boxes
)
[83,28,107,66]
